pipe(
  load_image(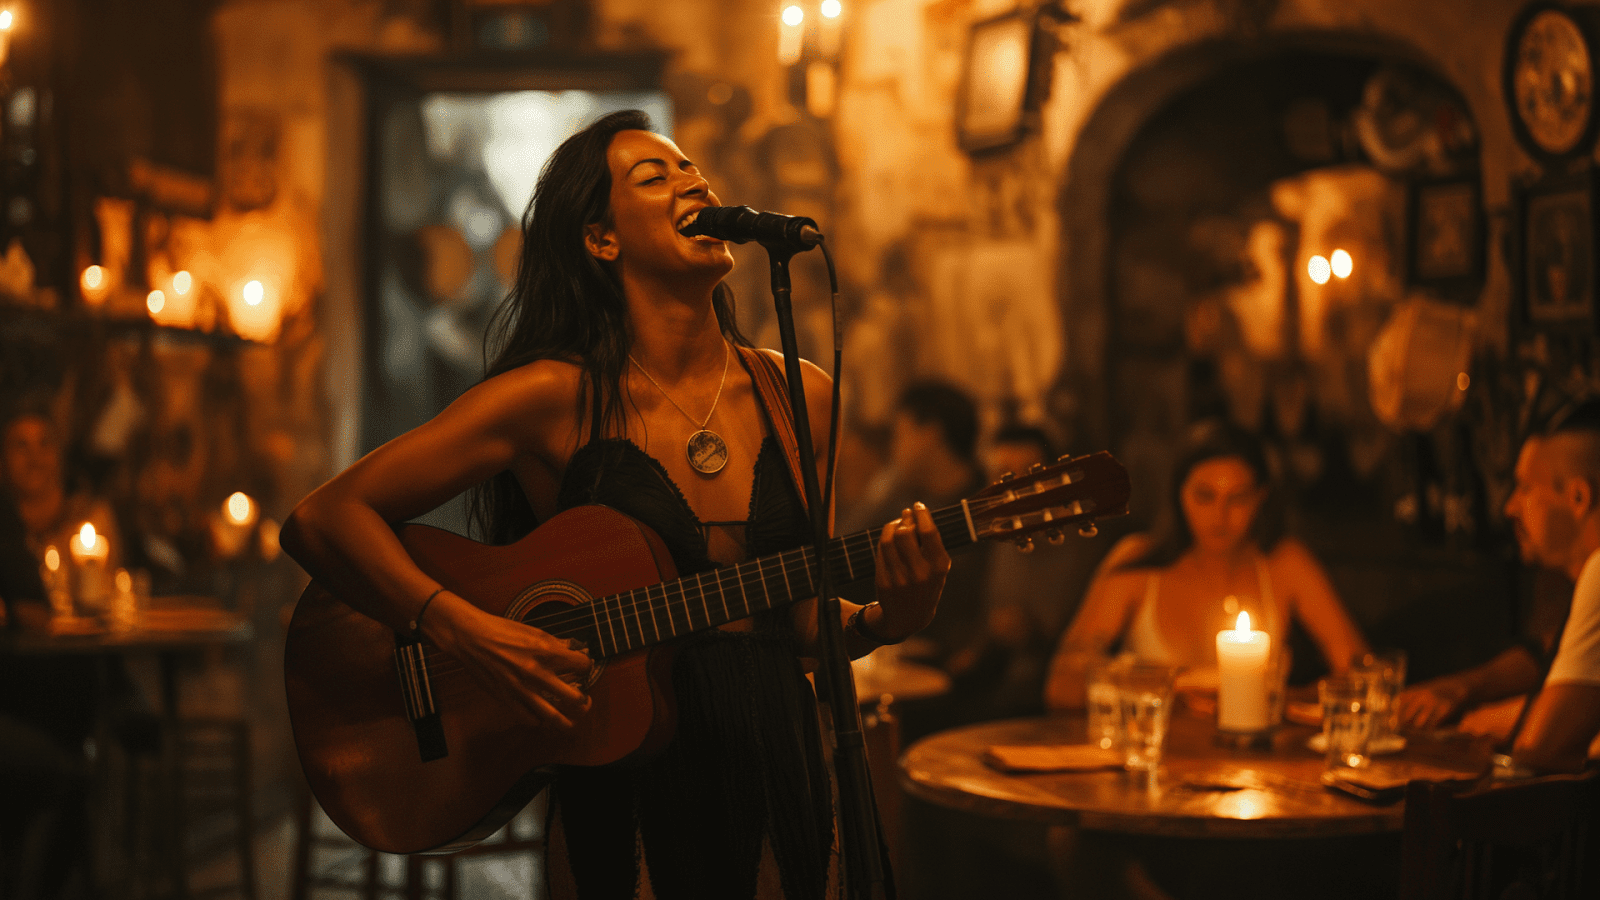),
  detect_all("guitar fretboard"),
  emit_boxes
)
[531,504,979,658]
